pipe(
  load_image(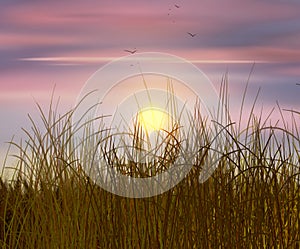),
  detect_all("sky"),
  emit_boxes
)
[1,0,300,170]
